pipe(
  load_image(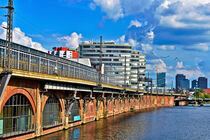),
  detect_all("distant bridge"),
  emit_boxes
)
[174,98,210,105]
